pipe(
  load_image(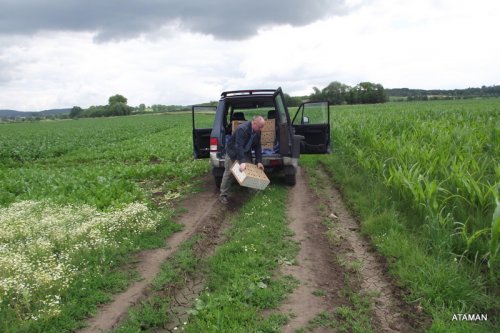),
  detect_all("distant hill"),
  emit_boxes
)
[0,108,71,118]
